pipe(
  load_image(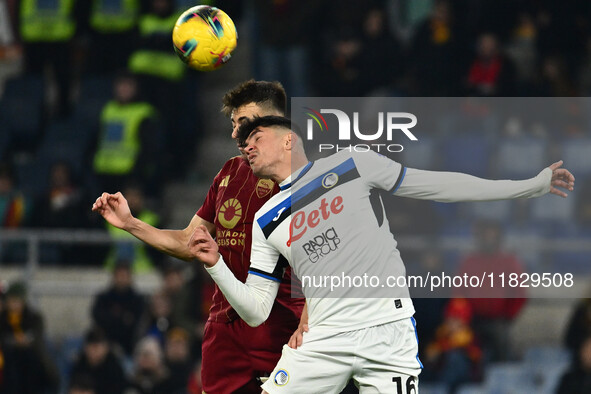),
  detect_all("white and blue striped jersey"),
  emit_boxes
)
[249,150,415,333]
[206,148,551,331]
